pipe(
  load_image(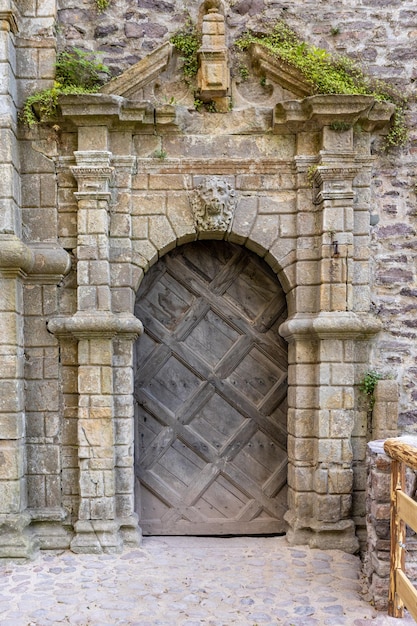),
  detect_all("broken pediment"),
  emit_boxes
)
[57,5,394,136]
